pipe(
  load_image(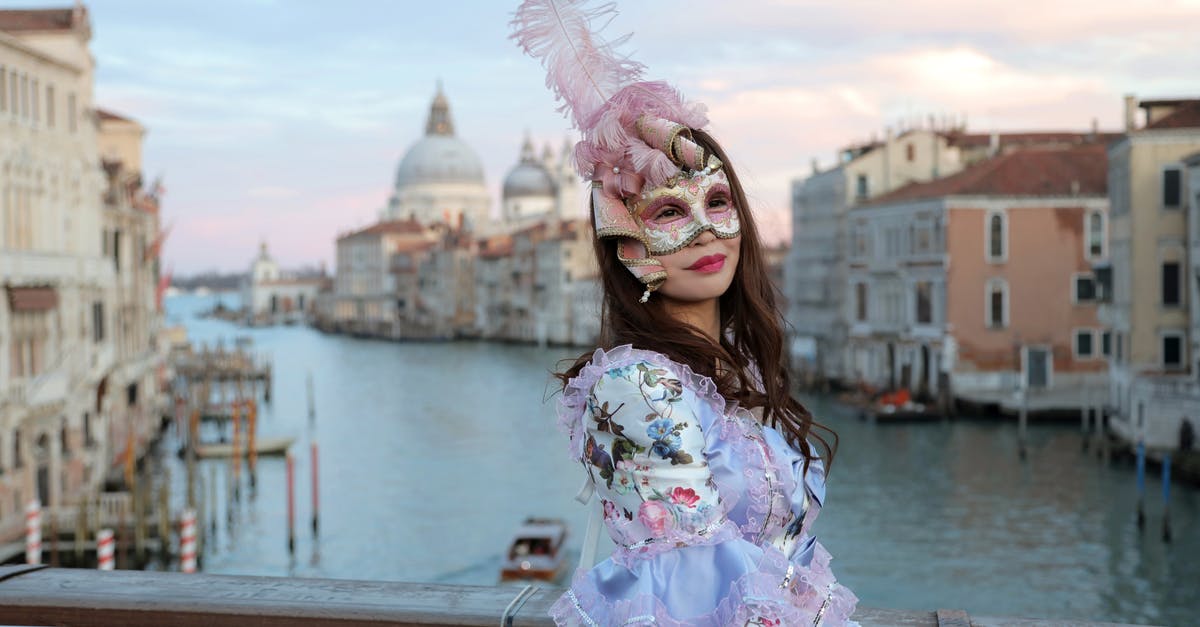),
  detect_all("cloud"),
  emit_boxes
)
[54,0,1198,270]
